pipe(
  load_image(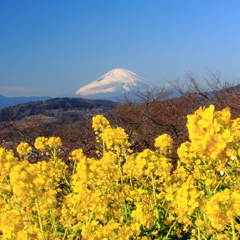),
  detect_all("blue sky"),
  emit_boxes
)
[0,0,240,97]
